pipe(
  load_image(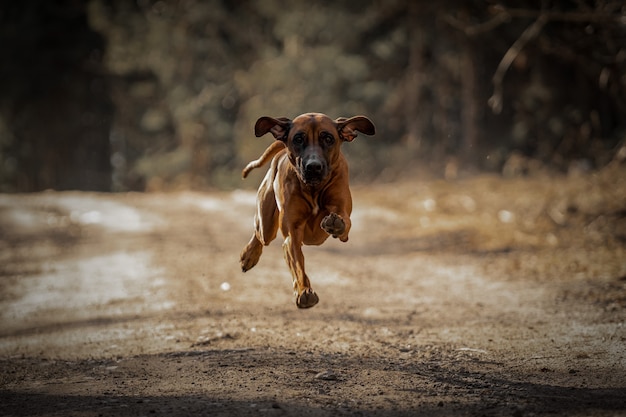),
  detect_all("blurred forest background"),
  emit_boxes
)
[0,0,625,192]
